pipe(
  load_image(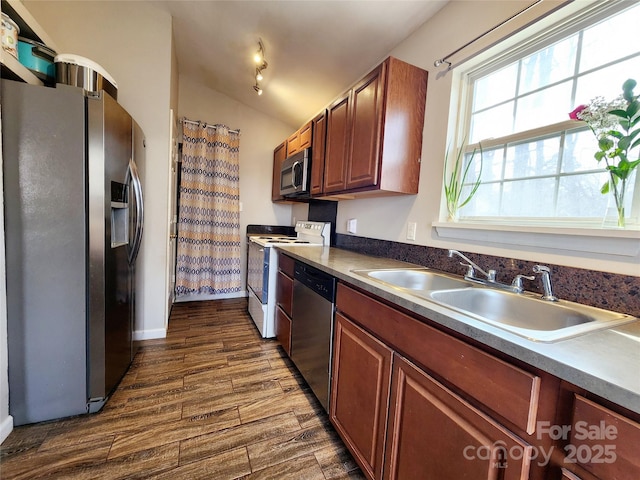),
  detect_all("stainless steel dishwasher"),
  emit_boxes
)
[291,261,336,411]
